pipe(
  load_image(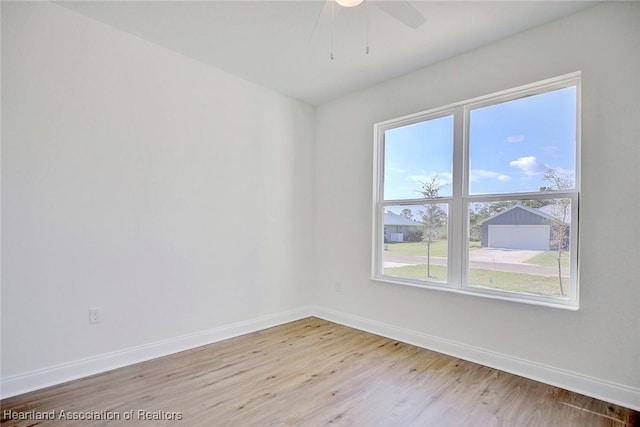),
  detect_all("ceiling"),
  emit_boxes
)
[57,1,598,106]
